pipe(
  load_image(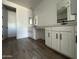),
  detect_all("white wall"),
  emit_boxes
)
[16,7,32,39]
[33,0,60,26]
[8,10,16,37]
[3,0,32,39]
